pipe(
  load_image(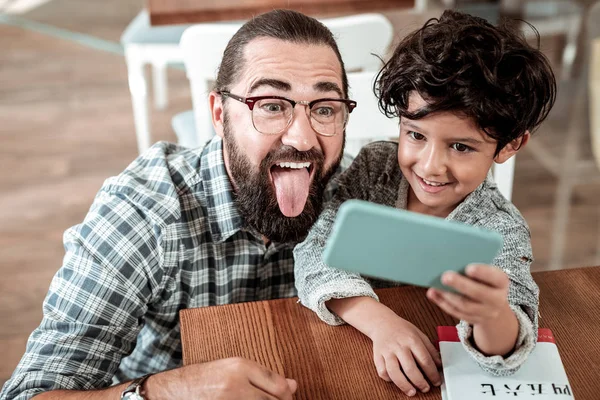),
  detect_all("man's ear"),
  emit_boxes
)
[494,131,530,164]
[209,91,225,138]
